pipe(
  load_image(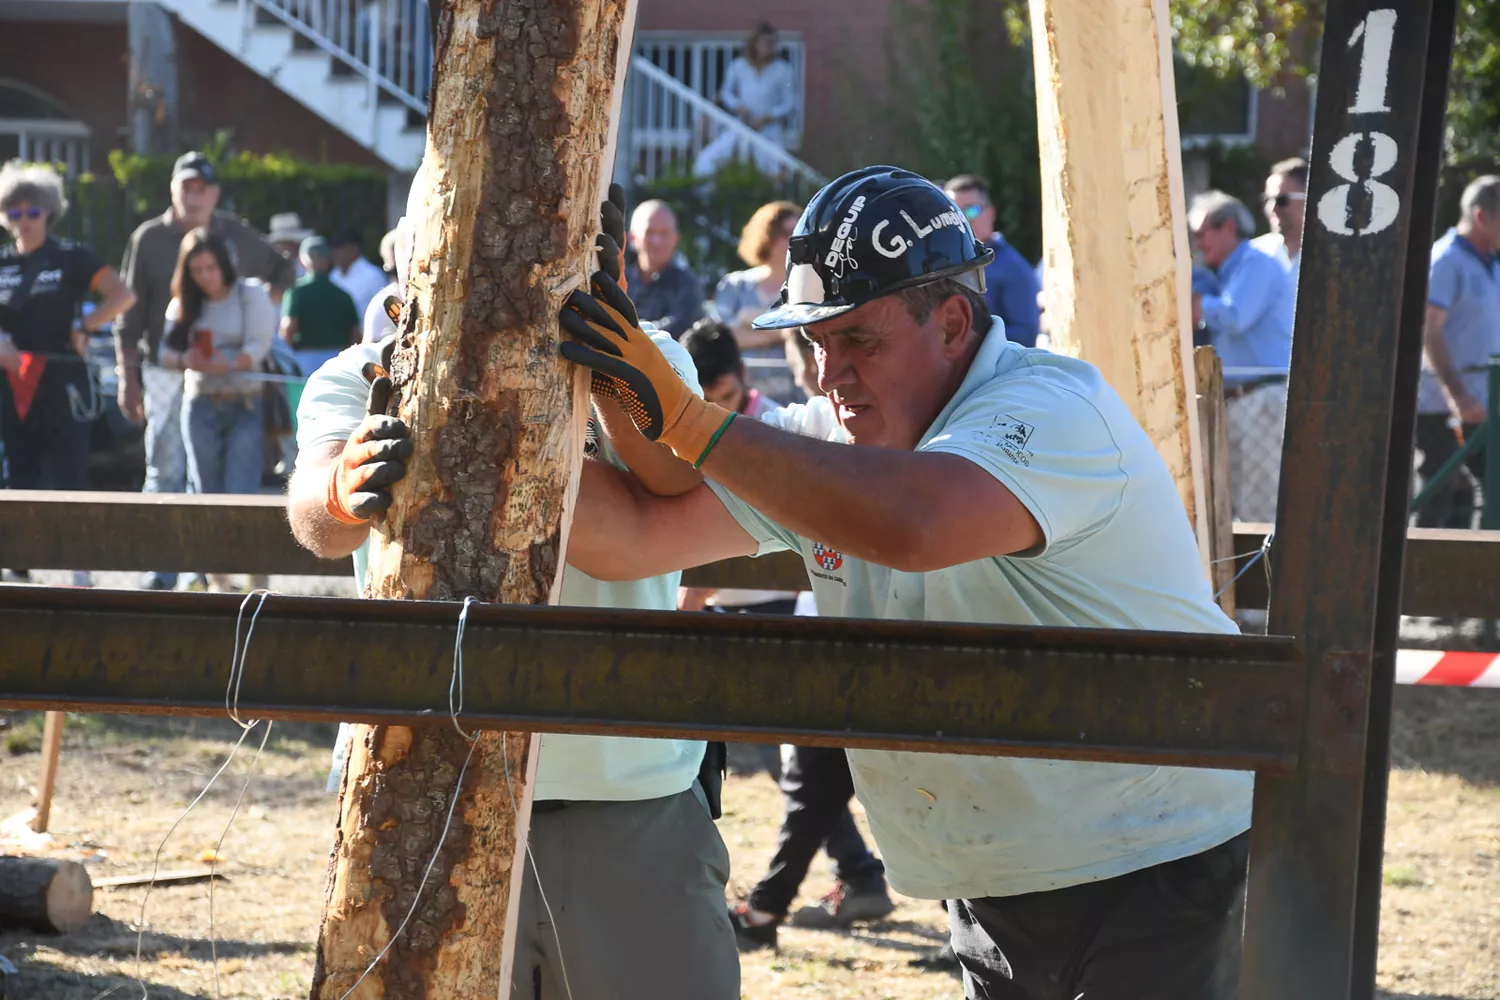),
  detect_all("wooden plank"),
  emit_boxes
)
[1194,347,1236,615]
[95,869,227,890]
[1028,0,1208,568]
[309,2,637,997]
[30,713,63,835]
